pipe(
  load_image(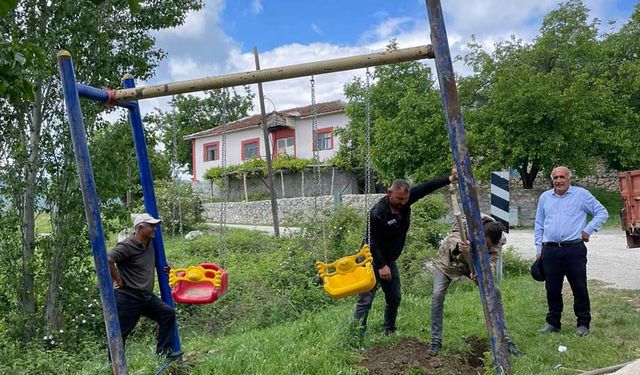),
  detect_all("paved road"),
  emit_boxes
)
[214,224,640,290]
[506,228,640,290]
